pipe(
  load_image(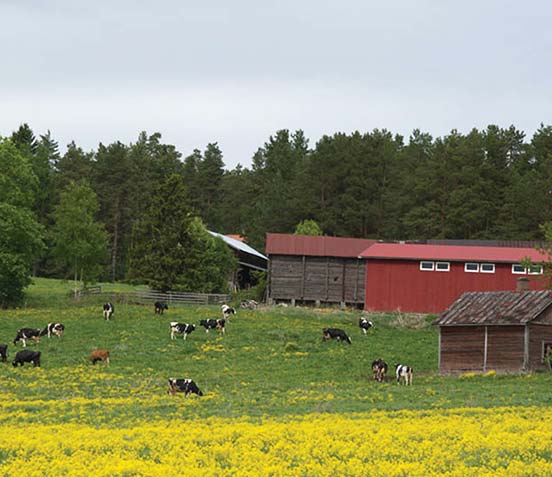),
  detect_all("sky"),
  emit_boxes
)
[1,1,551,168]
